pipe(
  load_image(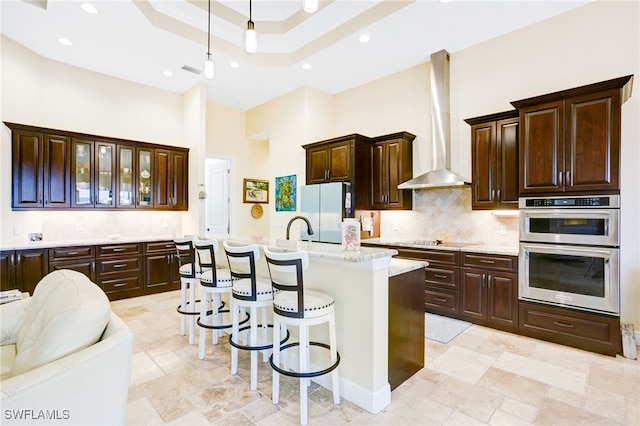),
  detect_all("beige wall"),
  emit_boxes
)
[1,1,638,324]
[0,36,196,247]
[246,1,640,324]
